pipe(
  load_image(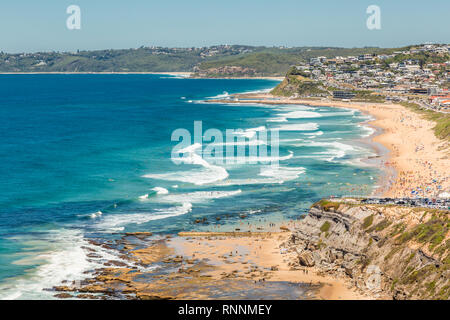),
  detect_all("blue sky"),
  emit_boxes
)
[0,0,449,53]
